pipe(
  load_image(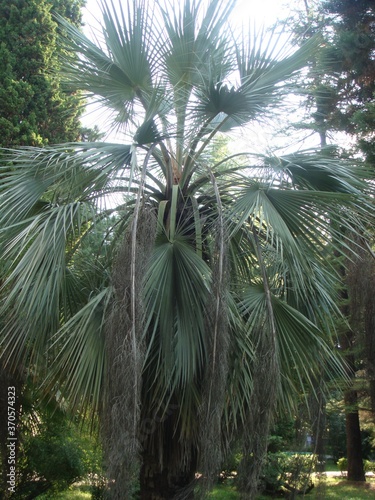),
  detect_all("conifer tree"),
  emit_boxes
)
[0,0,85,148]
[285,0,375,483]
